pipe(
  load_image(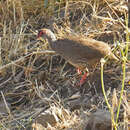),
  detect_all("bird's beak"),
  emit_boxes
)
[37,37,44,42]
[37,37,41,41]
